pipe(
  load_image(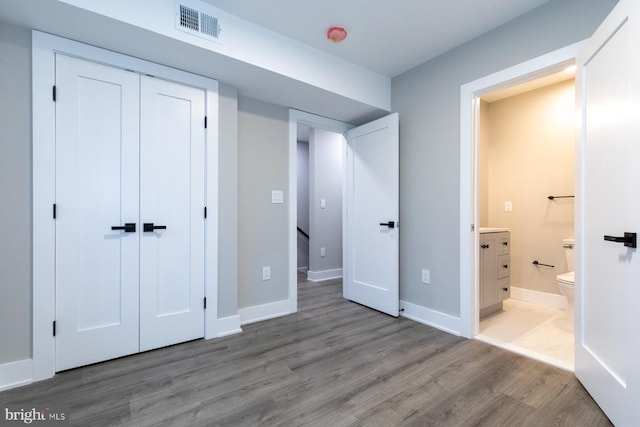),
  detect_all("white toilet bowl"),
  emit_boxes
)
[557,271,575,327]
[557,238,575,328]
